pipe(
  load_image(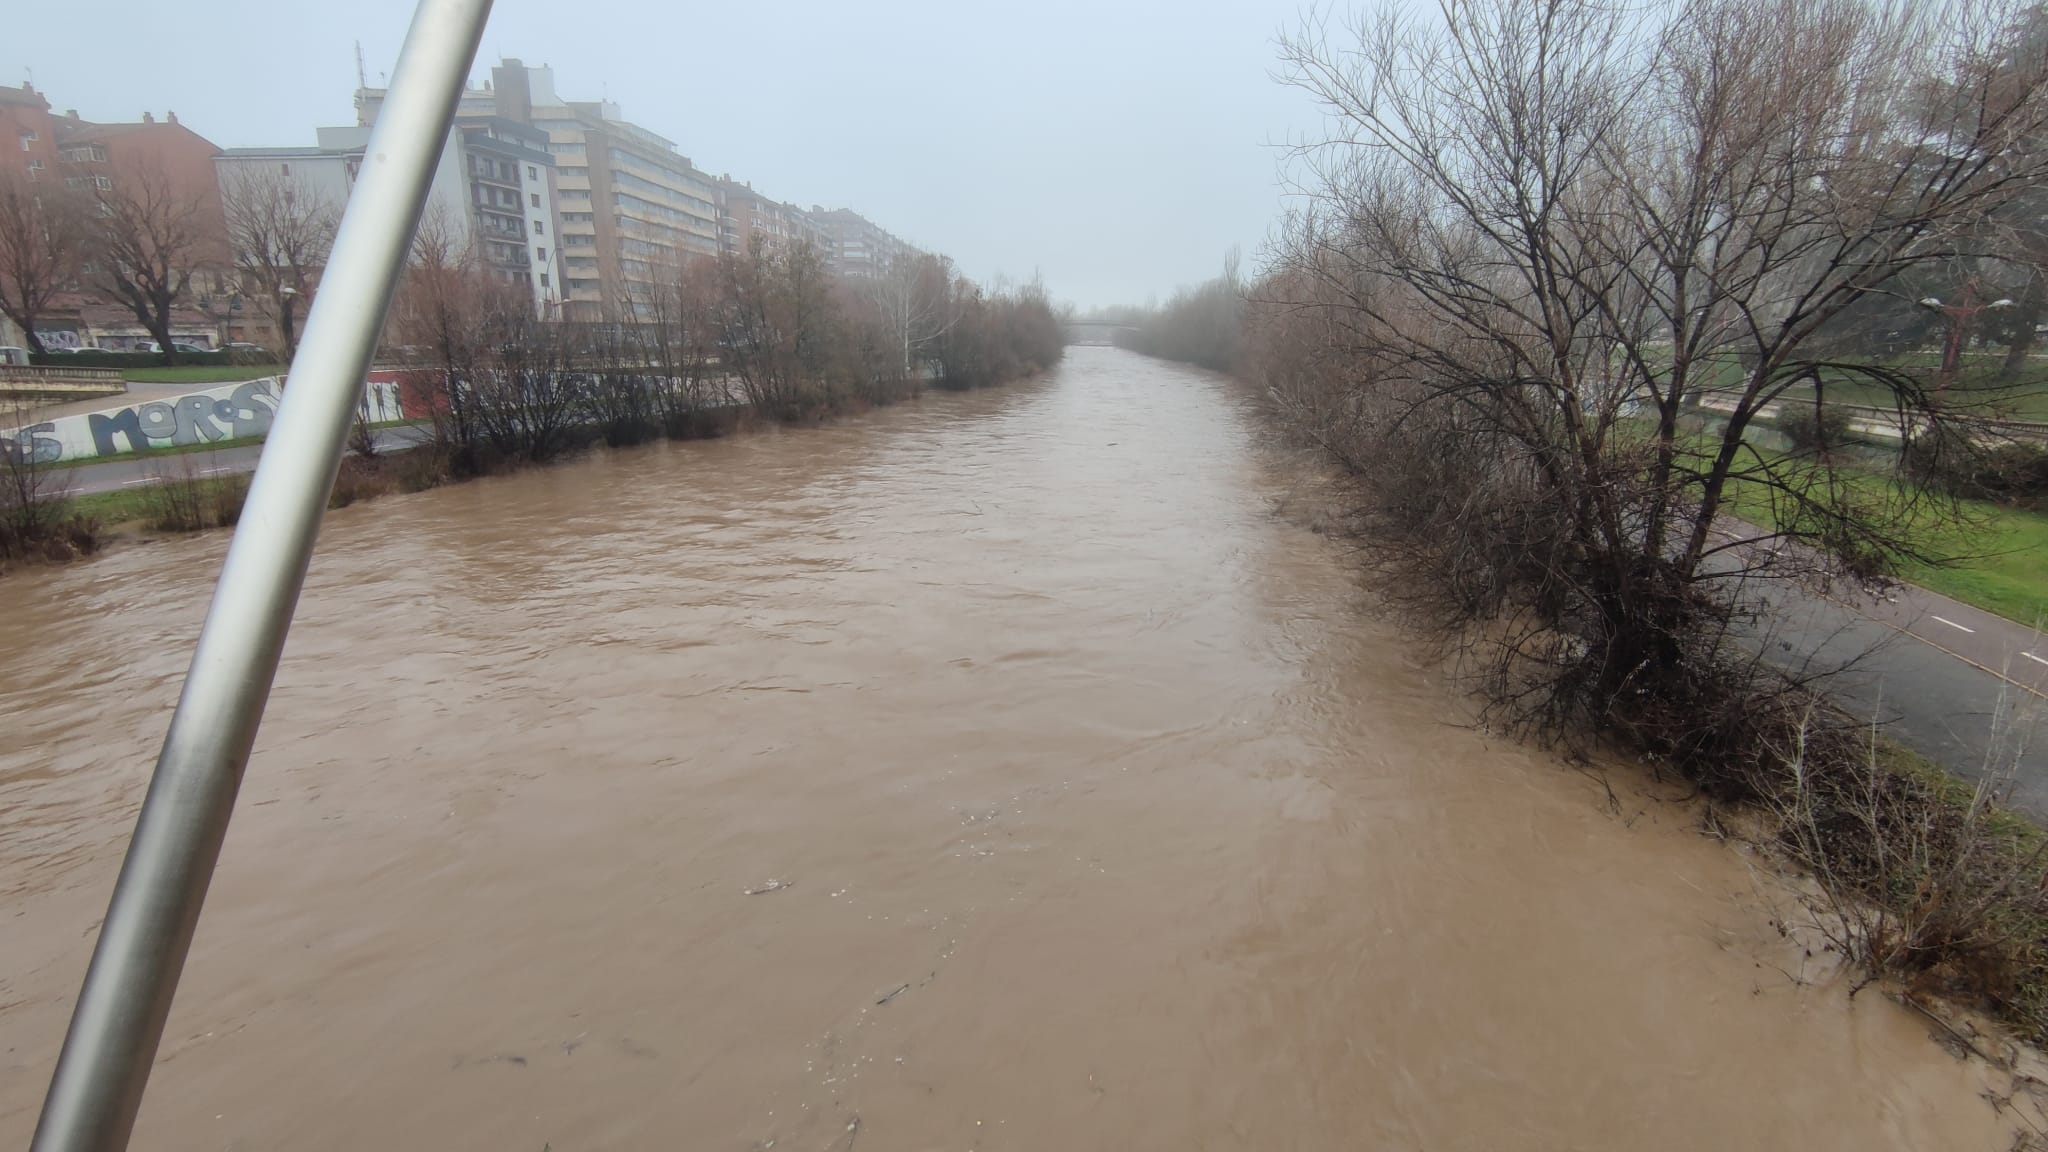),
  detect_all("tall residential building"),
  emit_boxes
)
[716,177,823,255]
[808,208,911,281]
[254,118,565,317]
[215,126,471,254]
[2,82,60,186]
[2,83,231,349]
[360,59,720,321]
[455,118,563,312]
[1,83,60,348]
